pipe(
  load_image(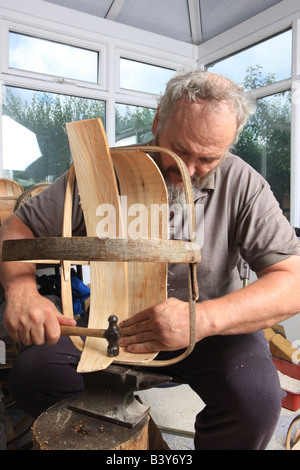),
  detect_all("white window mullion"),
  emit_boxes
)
[106,97,116,147]
[291,80,300,227]
[290,20,300,227]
